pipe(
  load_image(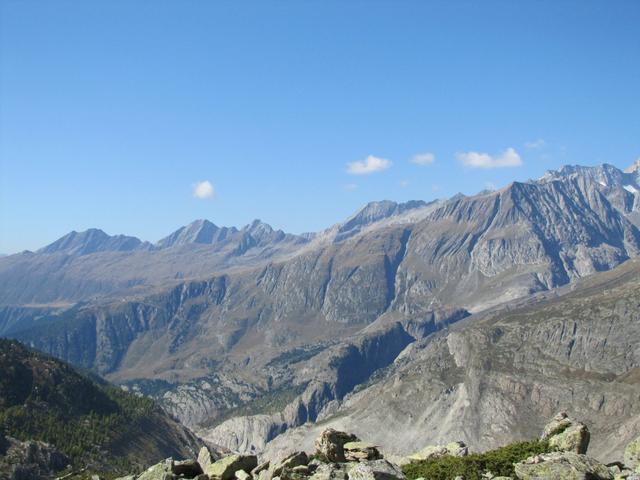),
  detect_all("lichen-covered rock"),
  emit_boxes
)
[252,461,271,477]
[514,452,613,480]
[541,412,590,454]
[309,463,349,480]
[137,460,175,480]
[541,412,574,439]
[346,459,405,480]
[625,436,640,471]
[271,451,309,476]
[343,442,382,462]
[173,459,204,478]
[199,446,217,472]
[206,455,258,480]
[236,470,251,480]
[407,441,468,462]
[315,429,360,463]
